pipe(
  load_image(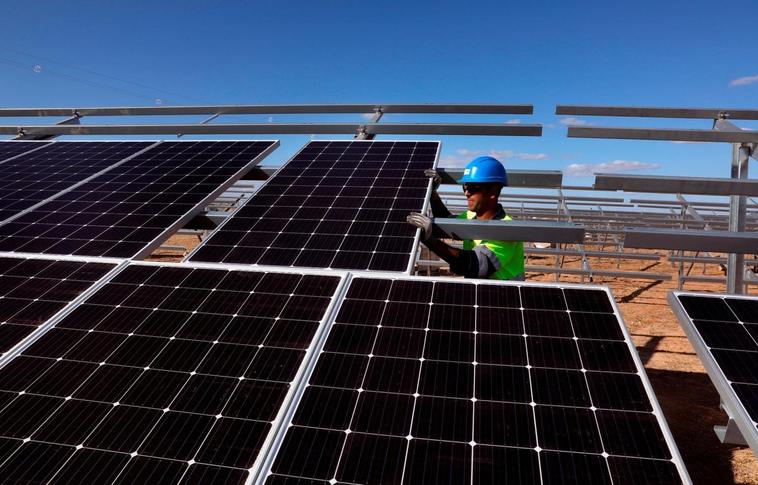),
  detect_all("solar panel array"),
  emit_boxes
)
[263,277,687,485]
[0,141,276,258]
[670,292,758,453]
[190,140,438,272]
[0,256,115,356]
[0,141,49,163]
[0,142,153,223]
[0,264,342,483]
